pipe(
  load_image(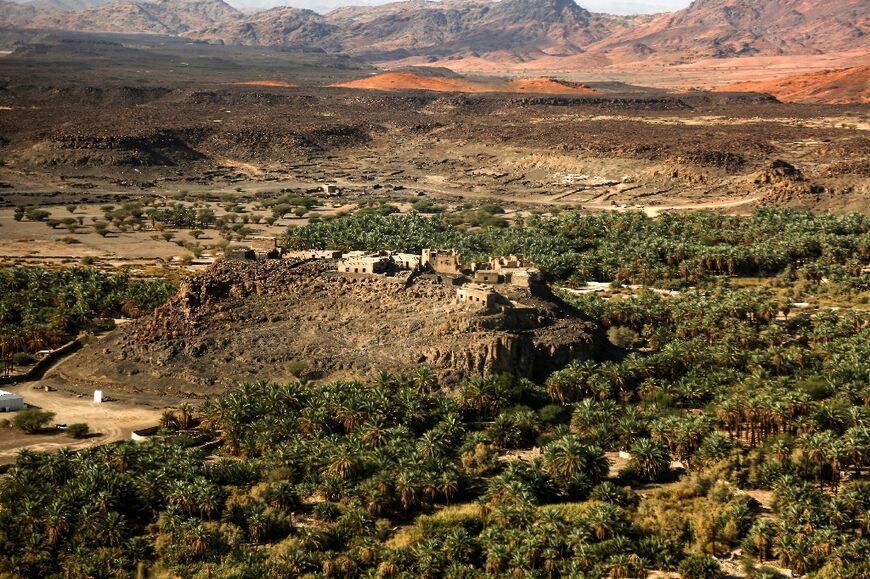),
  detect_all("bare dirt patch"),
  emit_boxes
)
[0,382,164,465]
